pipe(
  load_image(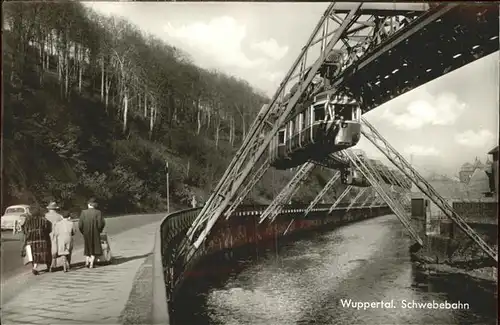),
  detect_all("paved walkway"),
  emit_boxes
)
[1,221,162,324]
